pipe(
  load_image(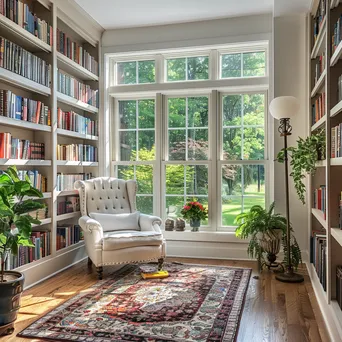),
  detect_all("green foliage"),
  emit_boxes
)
[235,202,302,269]
[276,130,325,204]
[0,166,44,282]
[180,200,208,221]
